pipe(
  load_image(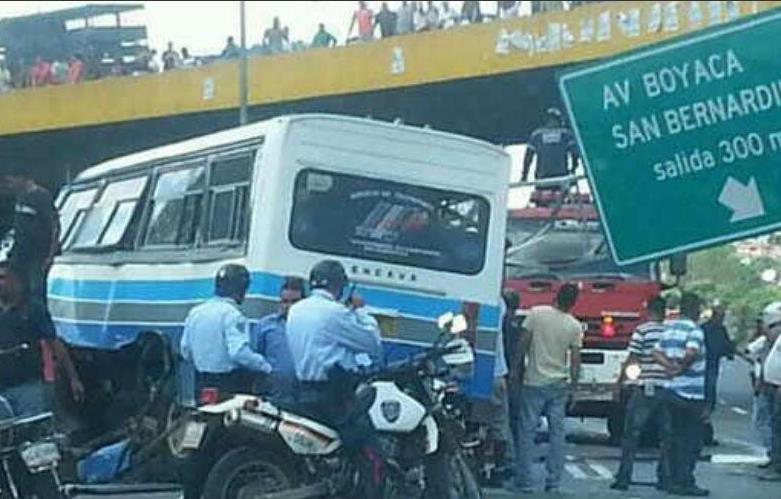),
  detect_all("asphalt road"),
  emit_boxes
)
[74,359,773,499]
